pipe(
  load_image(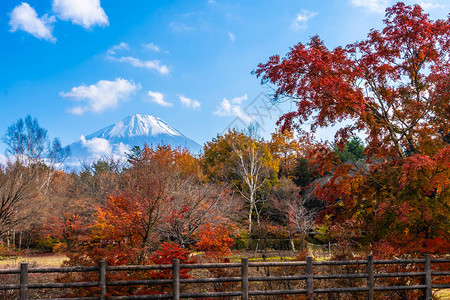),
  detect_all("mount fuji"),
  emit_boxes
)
[66,114,202,165]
